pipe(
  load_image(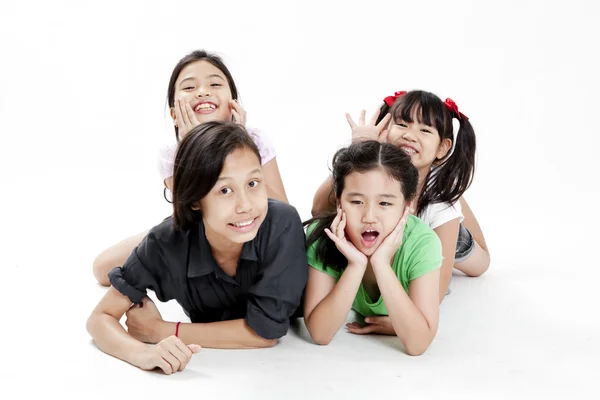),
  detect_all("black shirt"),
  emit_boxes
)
[108,199,308,340]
